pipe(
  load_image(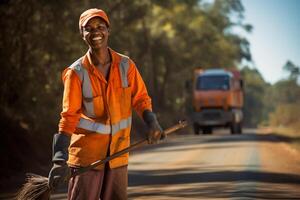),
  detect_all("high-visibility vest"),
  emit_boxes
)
[61,50,151,169]
[69,55,132,135]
